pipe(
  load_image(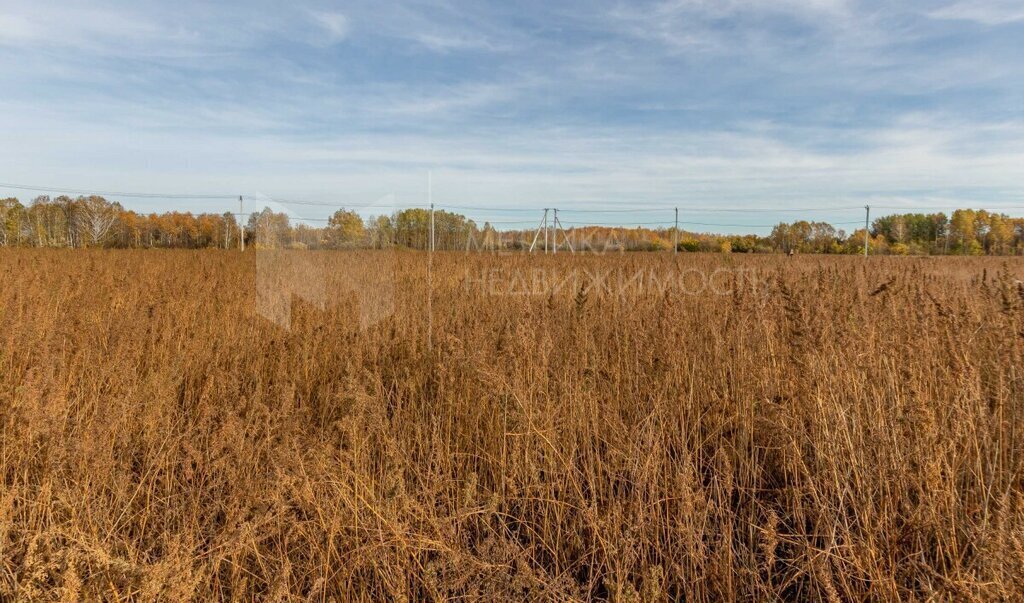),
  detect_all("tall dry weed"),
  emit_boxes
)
[0,249,1021,600]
